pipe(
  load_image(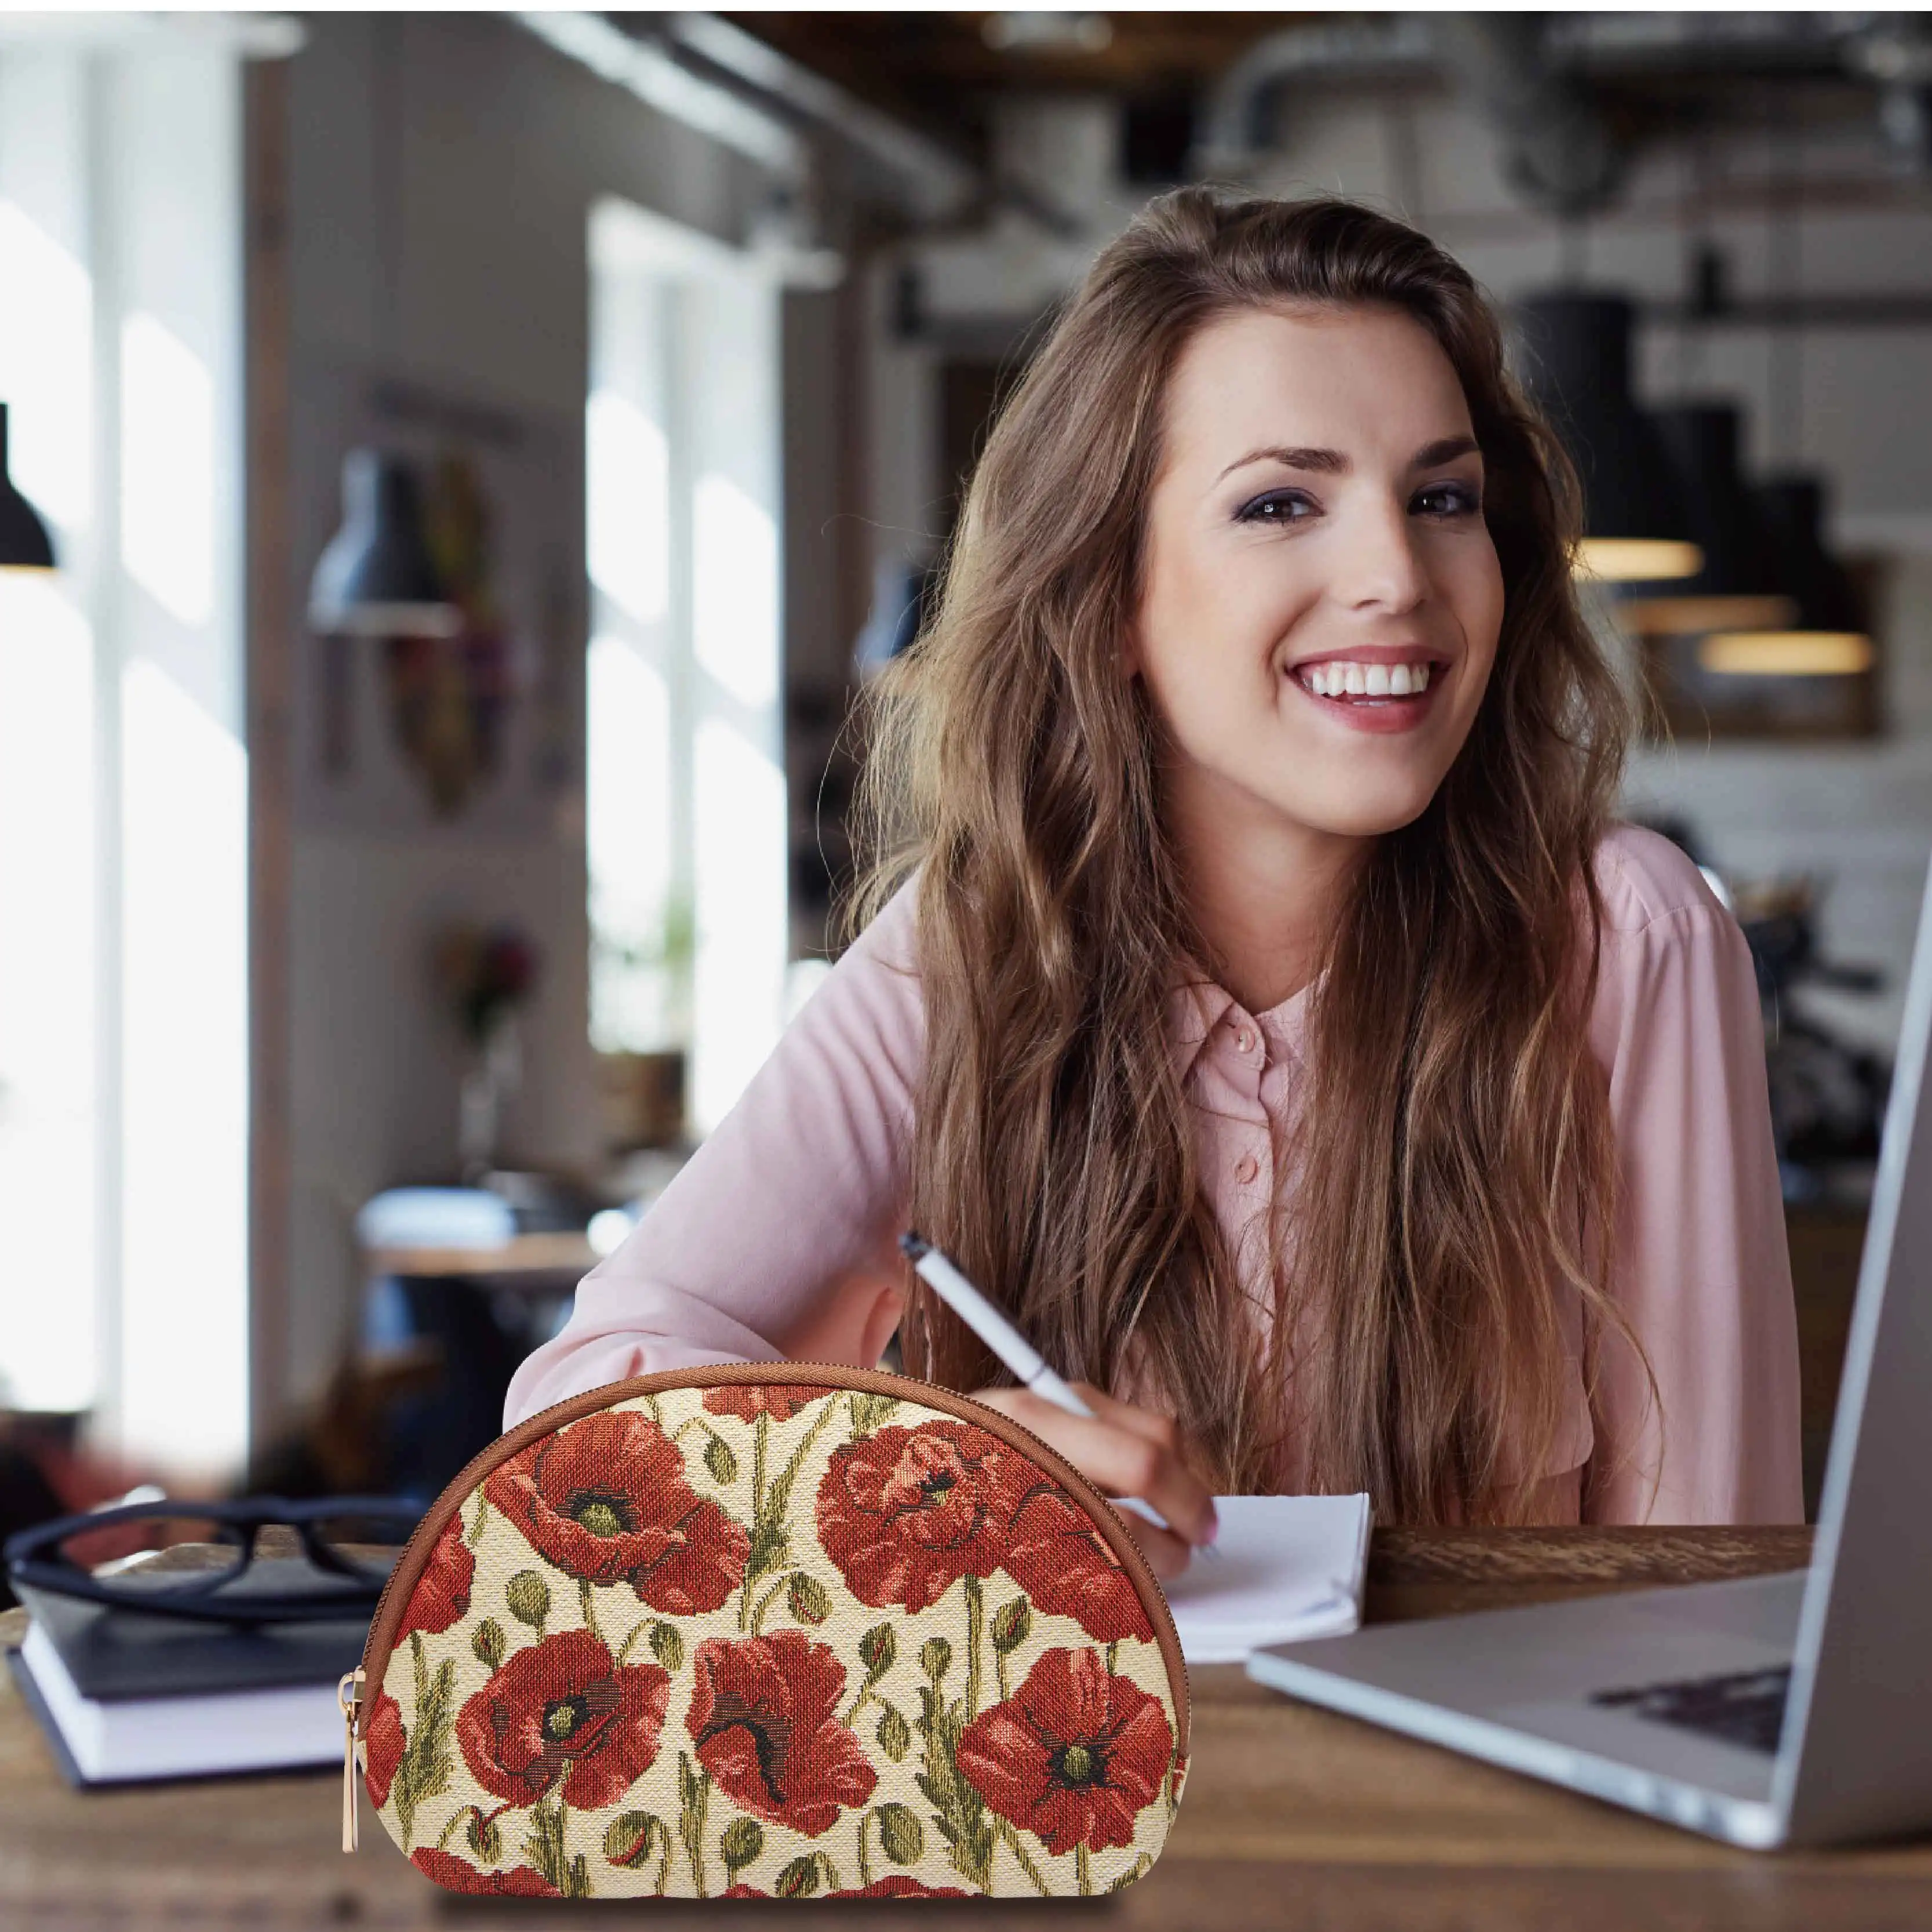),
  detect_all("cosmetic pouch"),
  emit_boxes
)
[341,1364,1189,1900]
